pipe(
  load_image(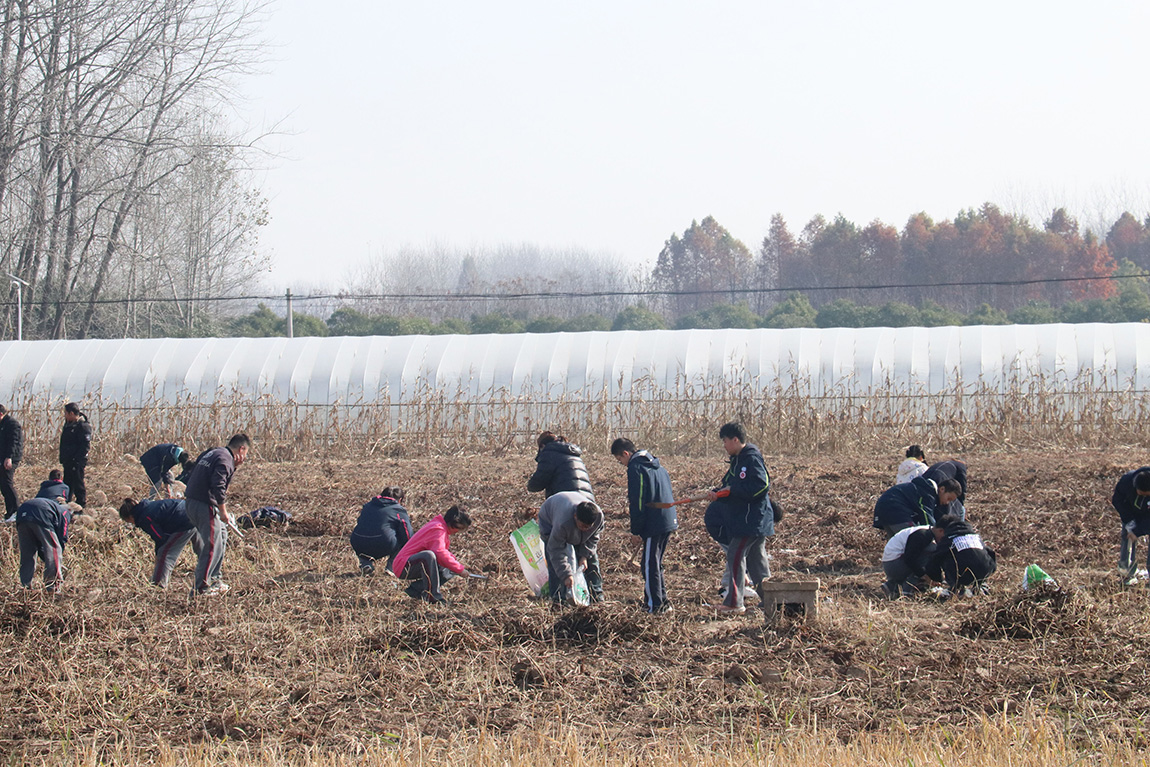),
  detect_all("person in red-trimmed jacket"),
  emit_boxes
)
[16,496,71,591]
[119,497,201,588]
[391,505,473,605]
